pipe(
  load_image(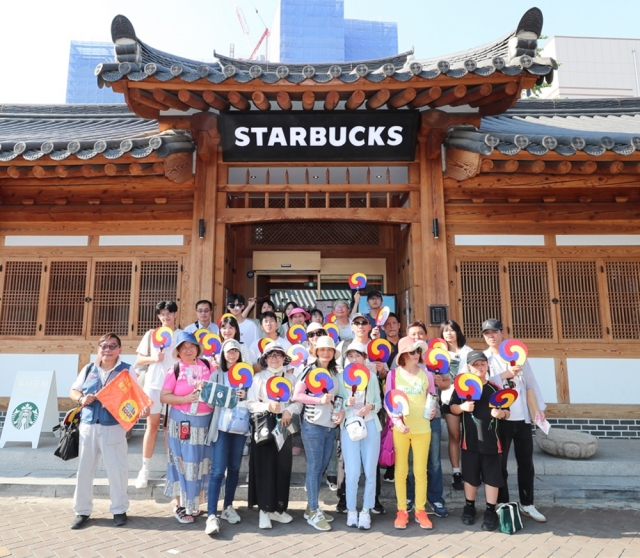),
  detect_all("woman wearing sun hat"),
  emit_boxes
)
[386,336,434,530]
[160,330,214,524]
[246,342,302,529]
